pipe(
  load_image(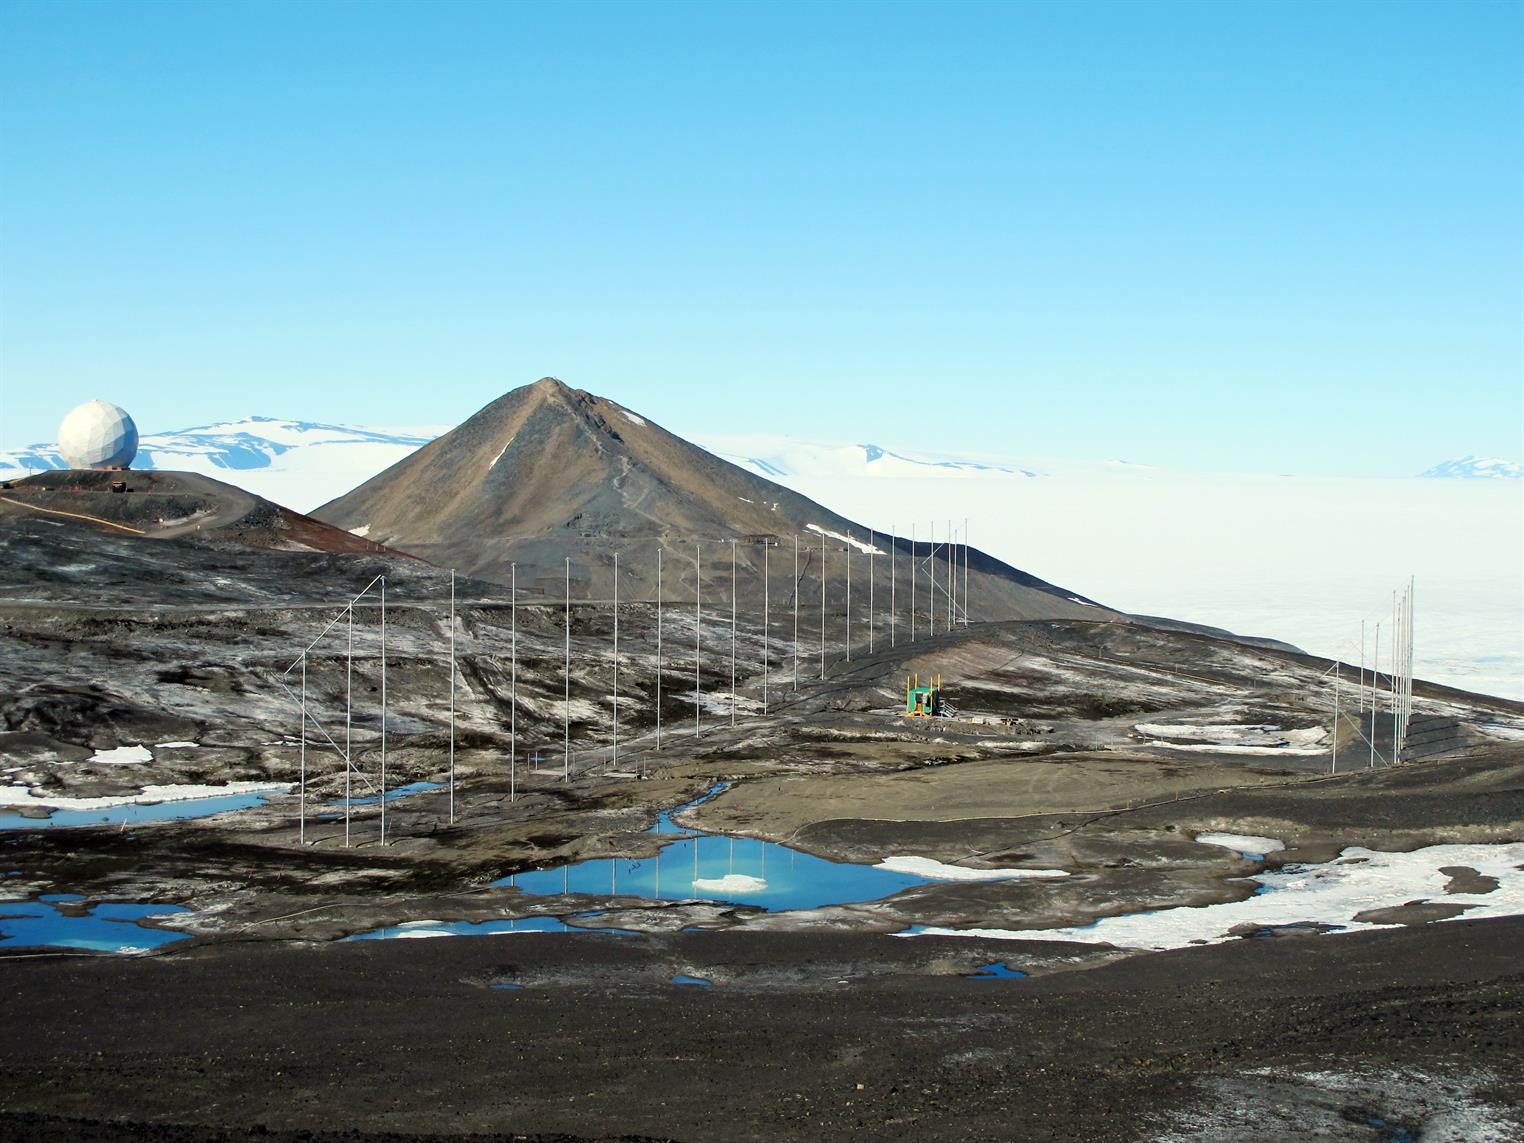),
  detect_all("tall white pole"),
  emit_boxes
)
[890,524,897,649]
[868,529,874,655]
[763,540,769,713]
[963,516,969,625]
[792,534,799,691]
[1331,661,1339,775]
[380,577,387,845]
[730,539,738,727]
[1369,621,1380,769]
[1406,577,1416,754]
[299,653,306,845]
[510,562,517,801]
[656,548,663,753]
[845,533,852,662]
[448,570,455,823]
[819,535,826,679]
[1359,620,1365,715]
[344,606,353,846]
[613,551,619,769]
[910,523,917,643]
[946,518,953,633]
[947,522,956,626]
[928,520,935,637]
[344,605,353,847]
[564,558,570,782]
[695,543,701,737]
[1395,591,1402,762]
